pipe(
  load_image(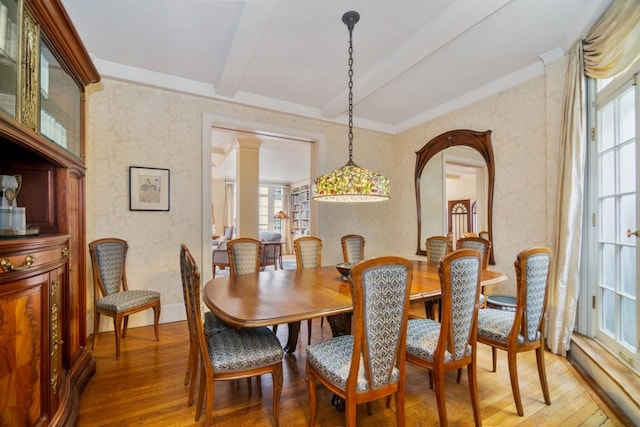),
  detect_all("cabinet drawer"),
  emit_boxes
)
[0,236,69,280]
